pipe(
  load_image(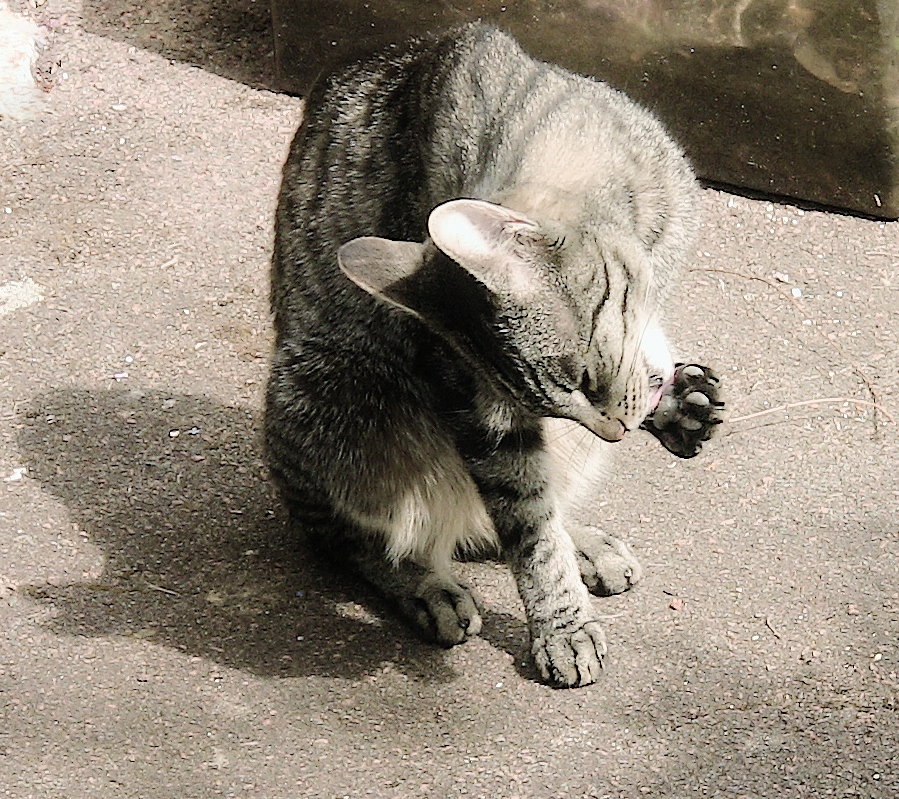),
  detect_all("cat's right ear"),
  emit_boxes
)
[427,199,542,300]
[337,236,428,317]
